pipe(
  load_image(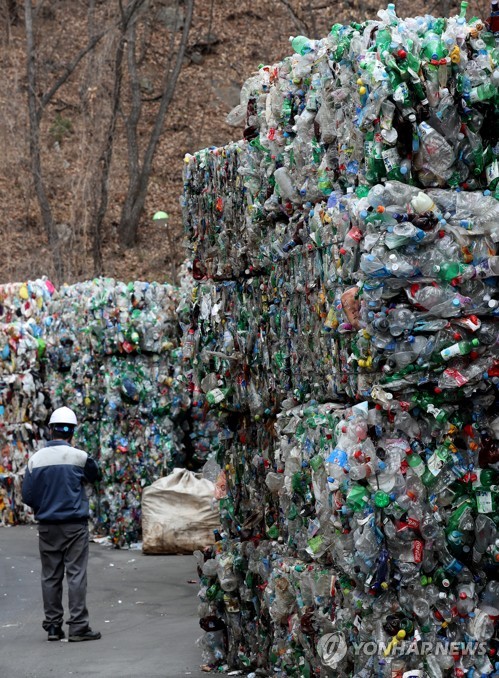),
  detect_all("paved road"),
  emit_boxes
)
[0,525,211,678]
